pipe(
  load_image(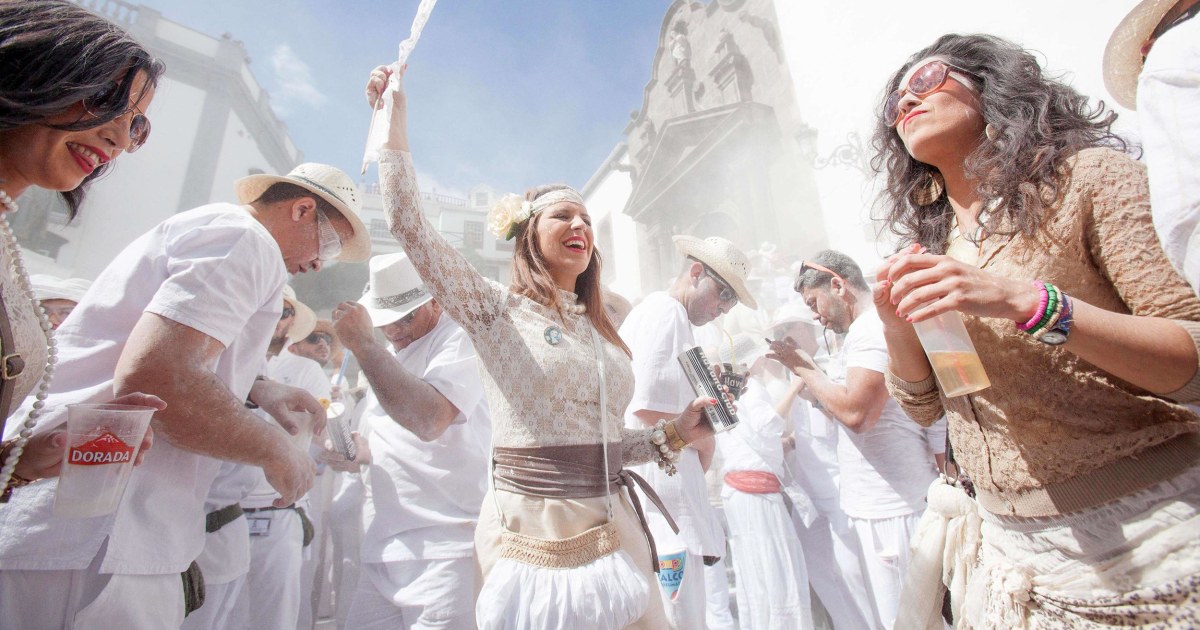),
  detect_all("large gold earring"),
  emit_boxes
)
[912,170,945,206]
